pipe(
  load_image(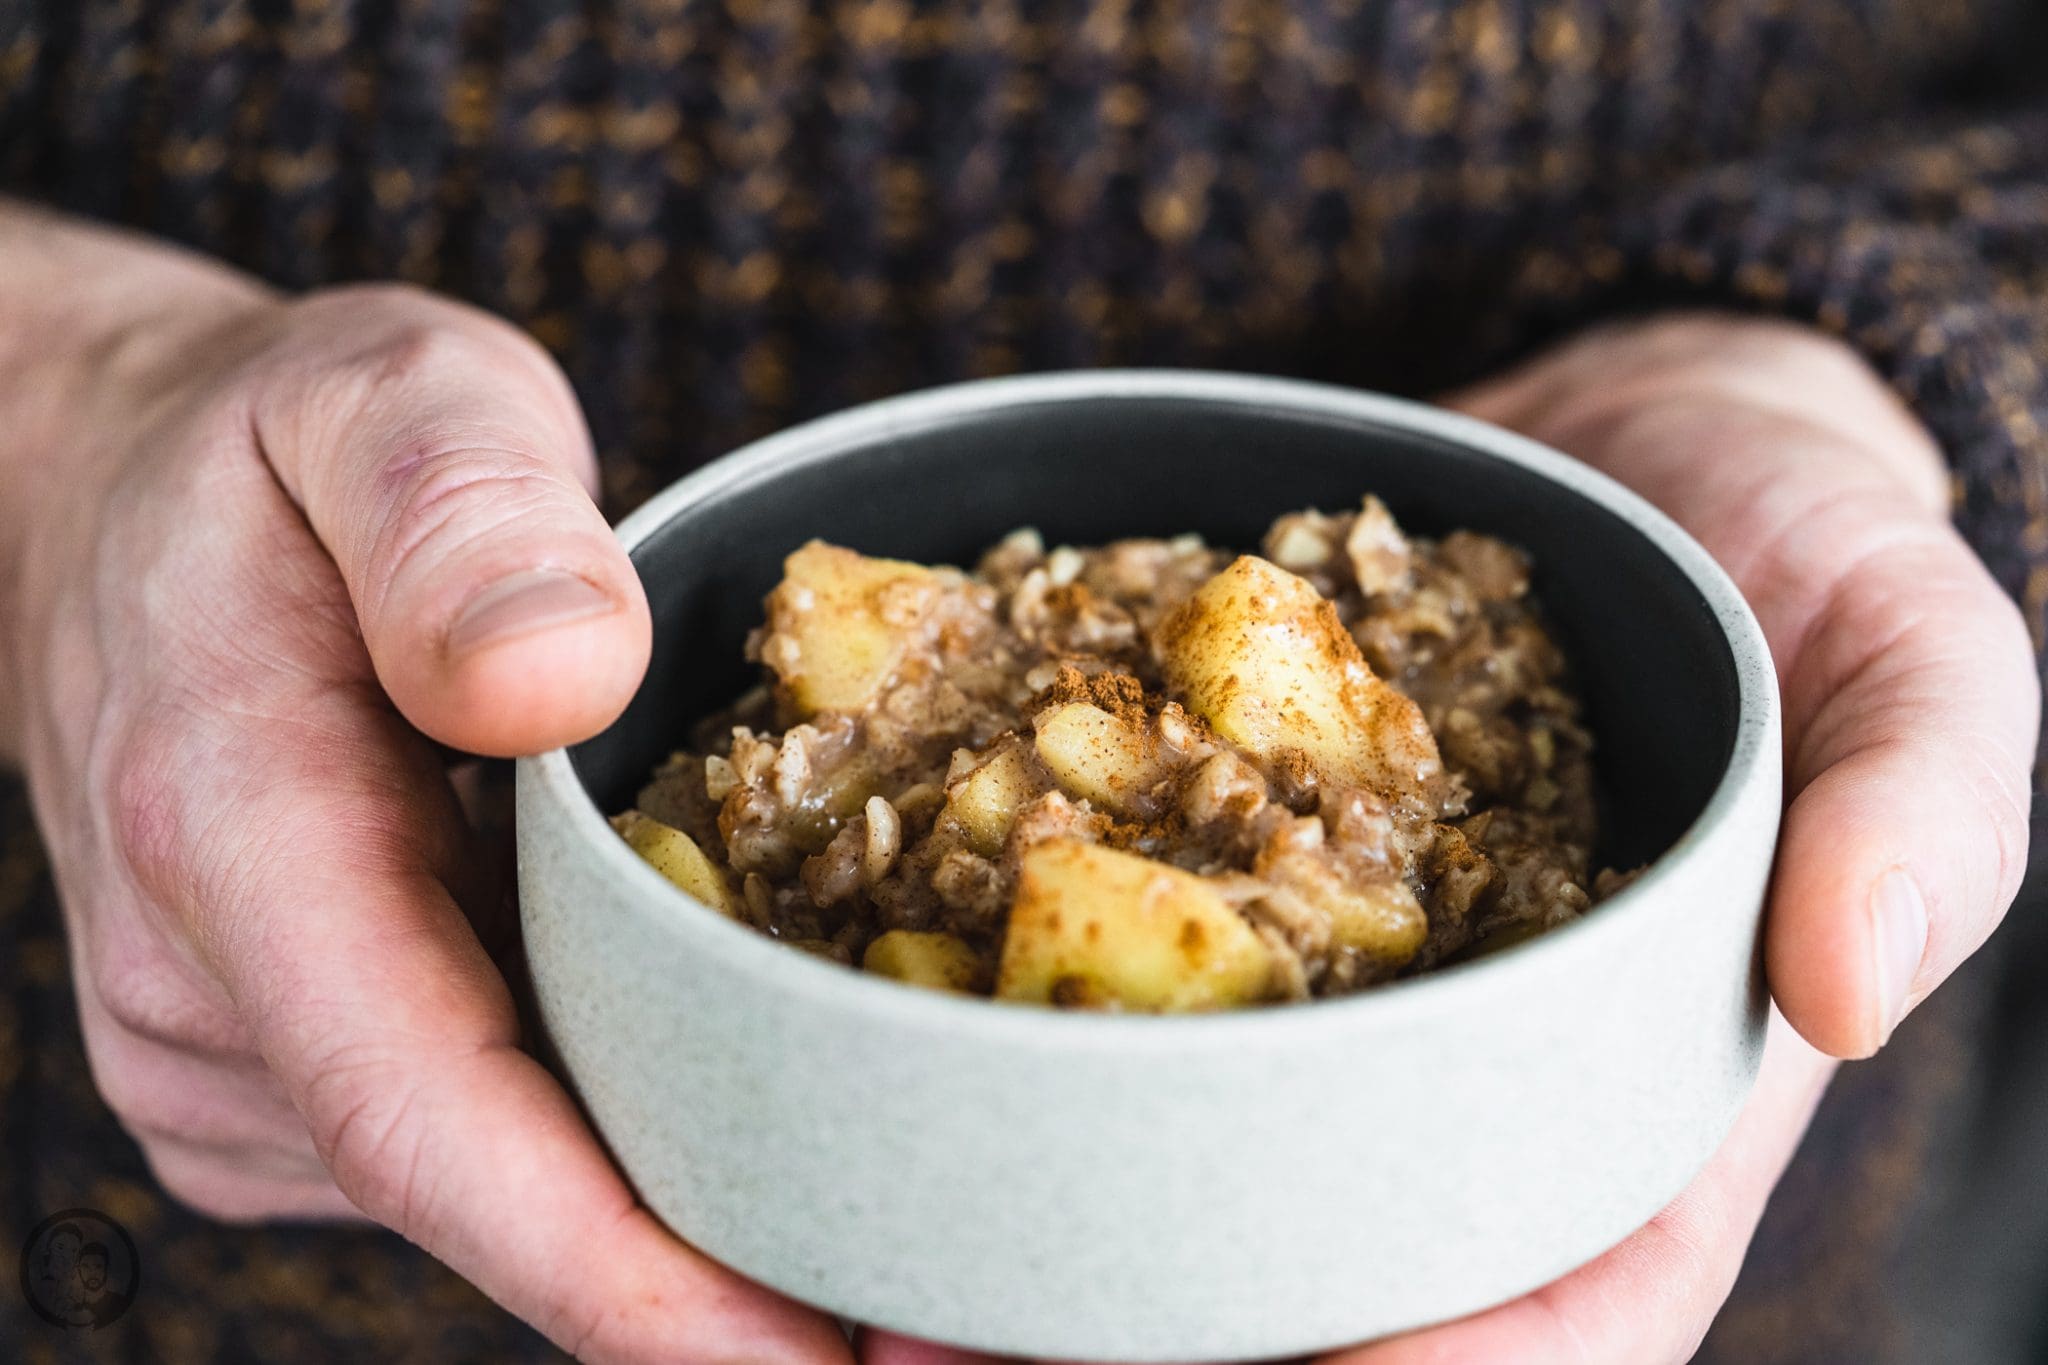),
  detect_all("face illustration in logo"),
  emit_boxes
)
[36,1224,82,1301]
[77,1244,109,1297]
[18,1211,138,1331]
